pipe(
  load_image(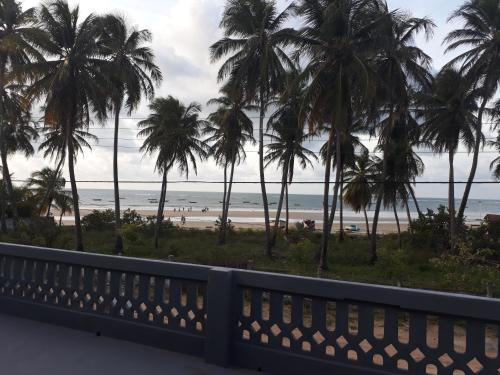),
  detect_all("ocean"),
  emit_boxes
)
[75,189,497,224]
